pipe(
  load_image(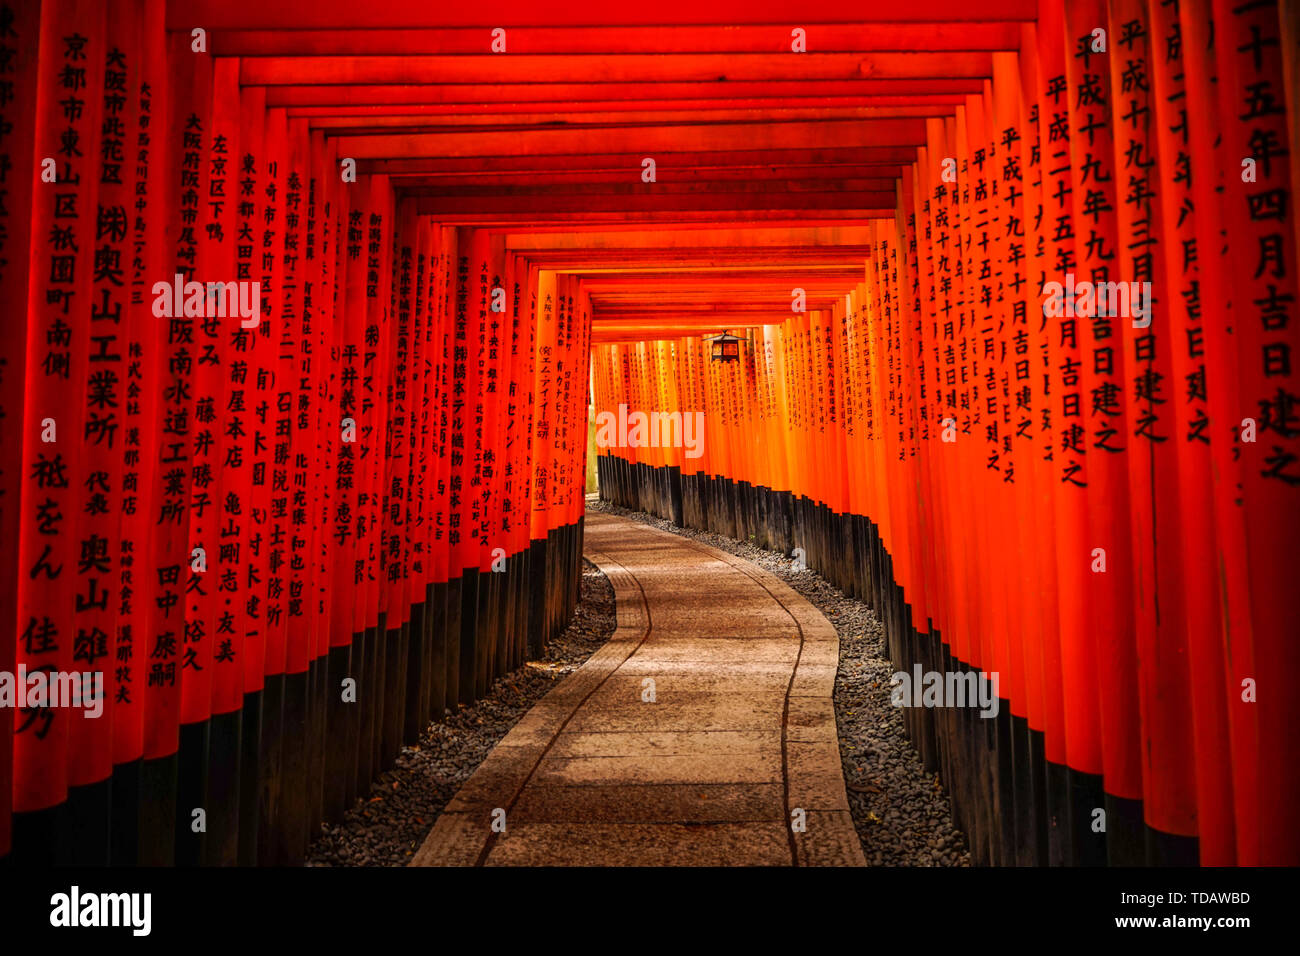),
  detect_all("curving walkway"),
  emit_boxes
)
[410,510,864,866]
